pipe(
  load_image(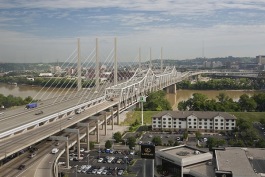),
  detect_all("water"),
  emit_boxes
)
[0,83,75,100]
[166,90,265,110]
[0,83,263,110]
